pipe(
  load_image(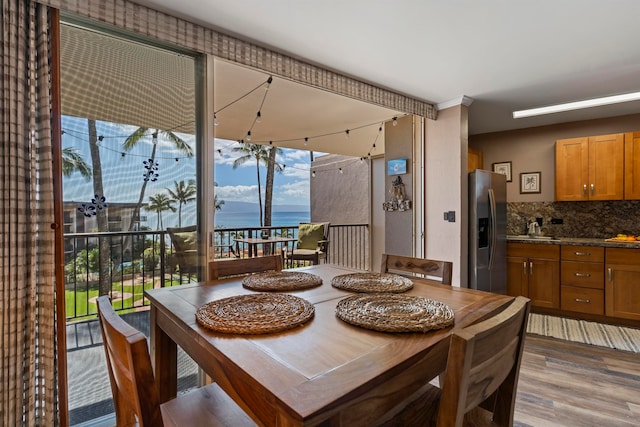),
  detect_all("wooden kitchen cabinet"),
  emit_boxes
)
[560,246,604,315]
[507,243,560,308]
[605,248,640,321]
[467,148,483,172]
[555,133,624,201]
[624,131,640,199]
